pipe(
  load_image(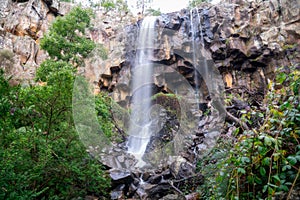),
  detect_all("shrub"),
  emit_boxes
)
[220,66,300,199]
